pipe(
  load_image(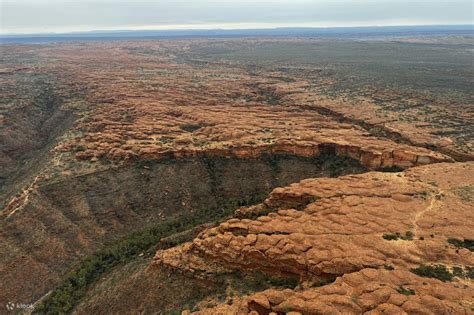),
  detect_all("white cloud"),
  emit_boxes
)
[1,0,472,34]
